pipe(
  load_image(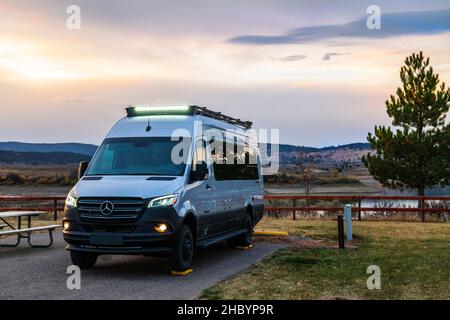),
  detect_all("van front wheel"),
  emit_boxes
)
[227,214,253,248]
[70,251,97,269]
[170,224,194,272]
